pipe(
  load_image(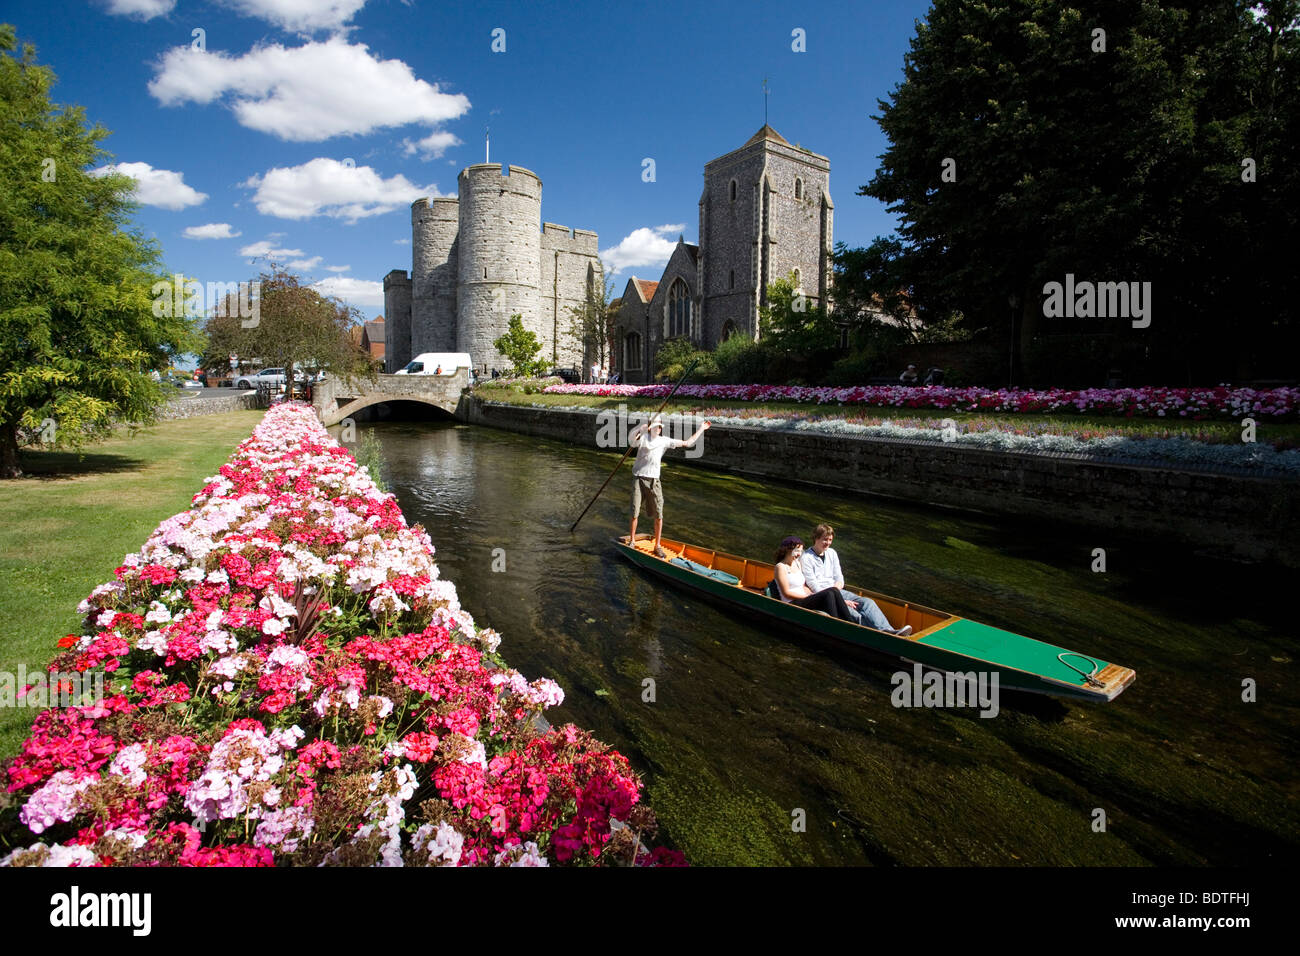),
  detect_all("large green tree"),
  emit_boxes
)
[861,0,1299,384]
[201,268,372,392]
[0,25,203,477]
